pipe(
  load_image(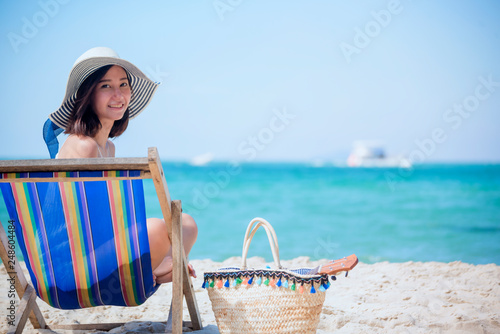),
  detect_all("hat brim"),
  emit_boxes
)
[49,57,159,129]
